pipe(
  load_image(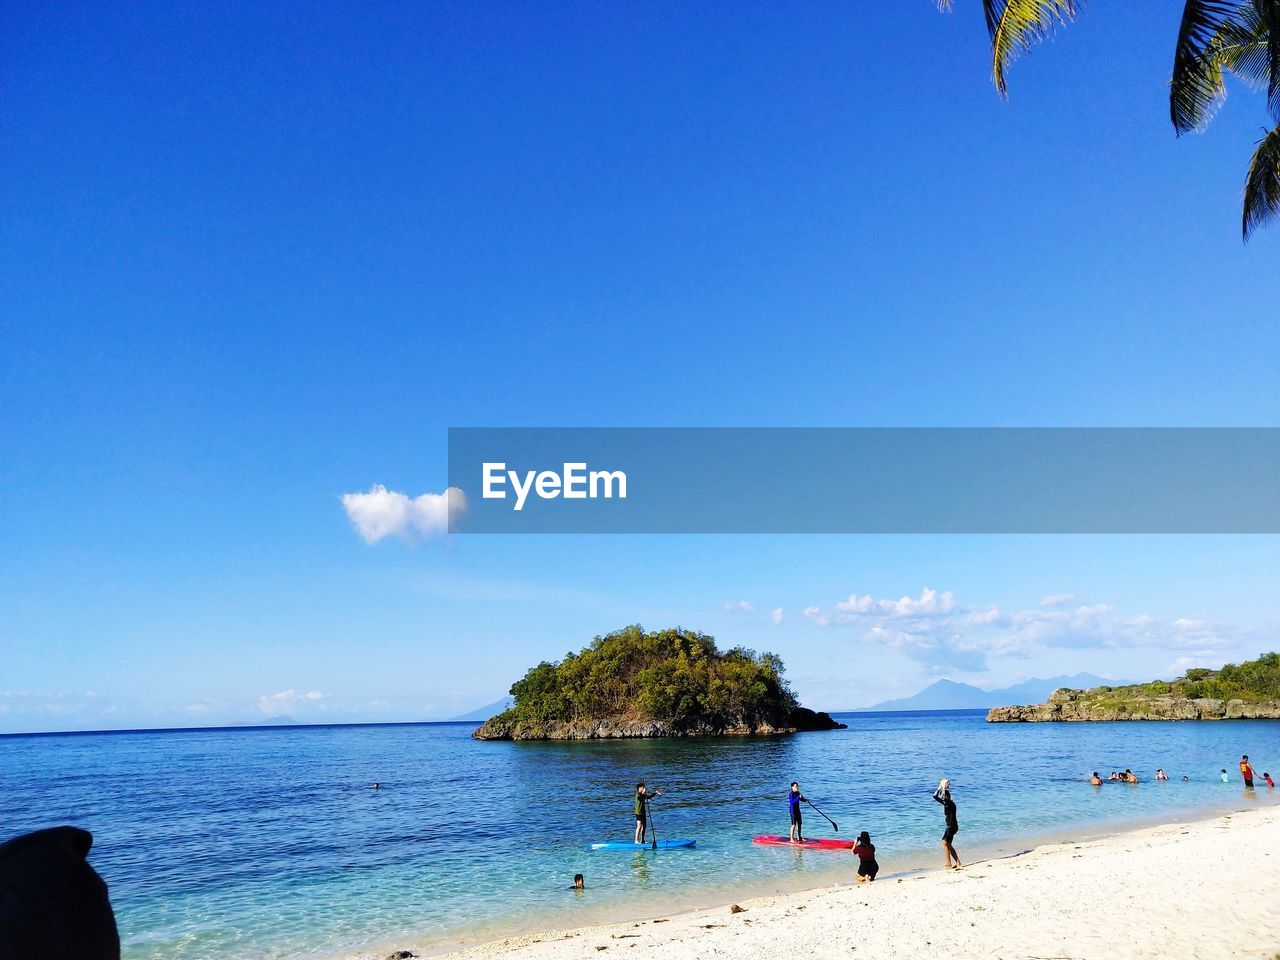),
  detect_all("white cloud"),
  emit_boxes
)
[770,607,784,625]
[832,587,956,620]
[1039,594,1075,607]
[258,689,324,715]
[801,586,1252,674]
[341,485,468,543]
[802,605,830,627]
[724,600,754,615]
